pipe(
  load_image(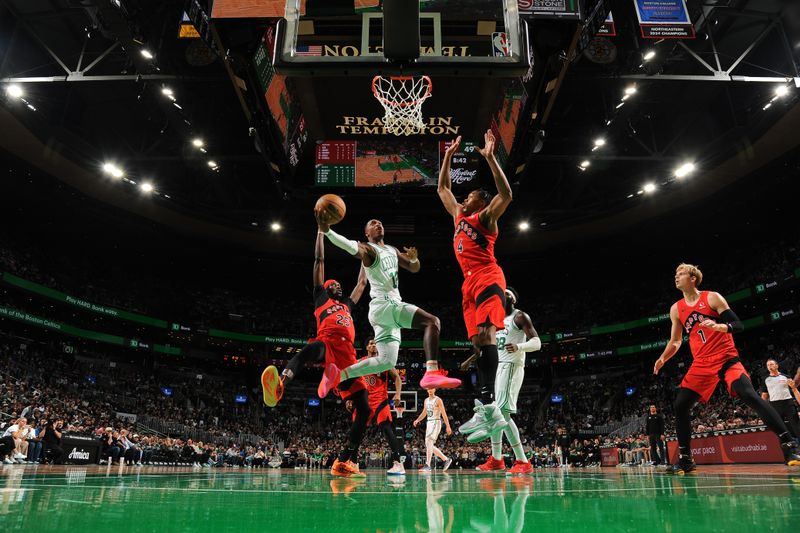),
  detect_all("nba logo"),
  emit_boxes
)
[492,32,510,57]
